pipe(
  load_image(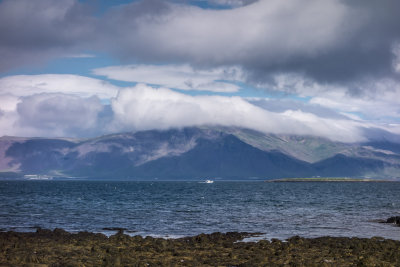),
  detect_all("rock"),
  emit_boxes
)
[1,230,400,266]
[386,216,400,226]
[102,227,127,234]
[53,228,69,235]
